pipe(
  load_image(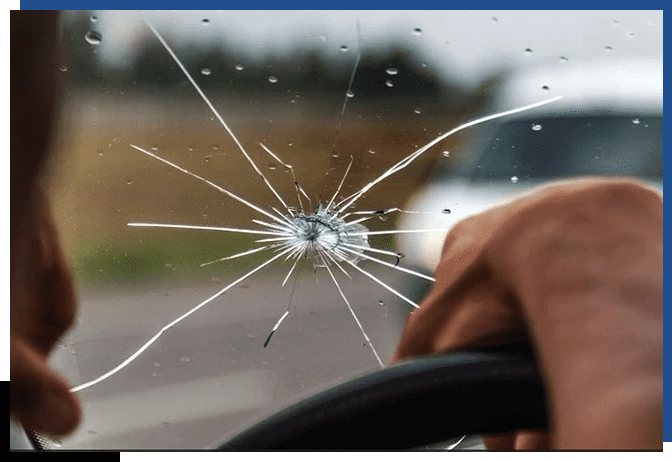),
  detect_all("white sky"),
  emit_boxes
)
[83,10,663,87]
